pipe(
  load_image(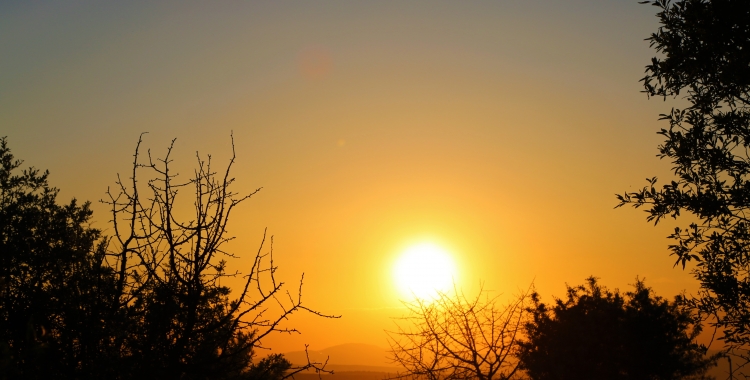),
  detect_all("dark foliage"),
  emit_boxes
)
[617,0,750,362]
[518,277,717,380]
[0,137,122,379]
[245,354,292,380]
